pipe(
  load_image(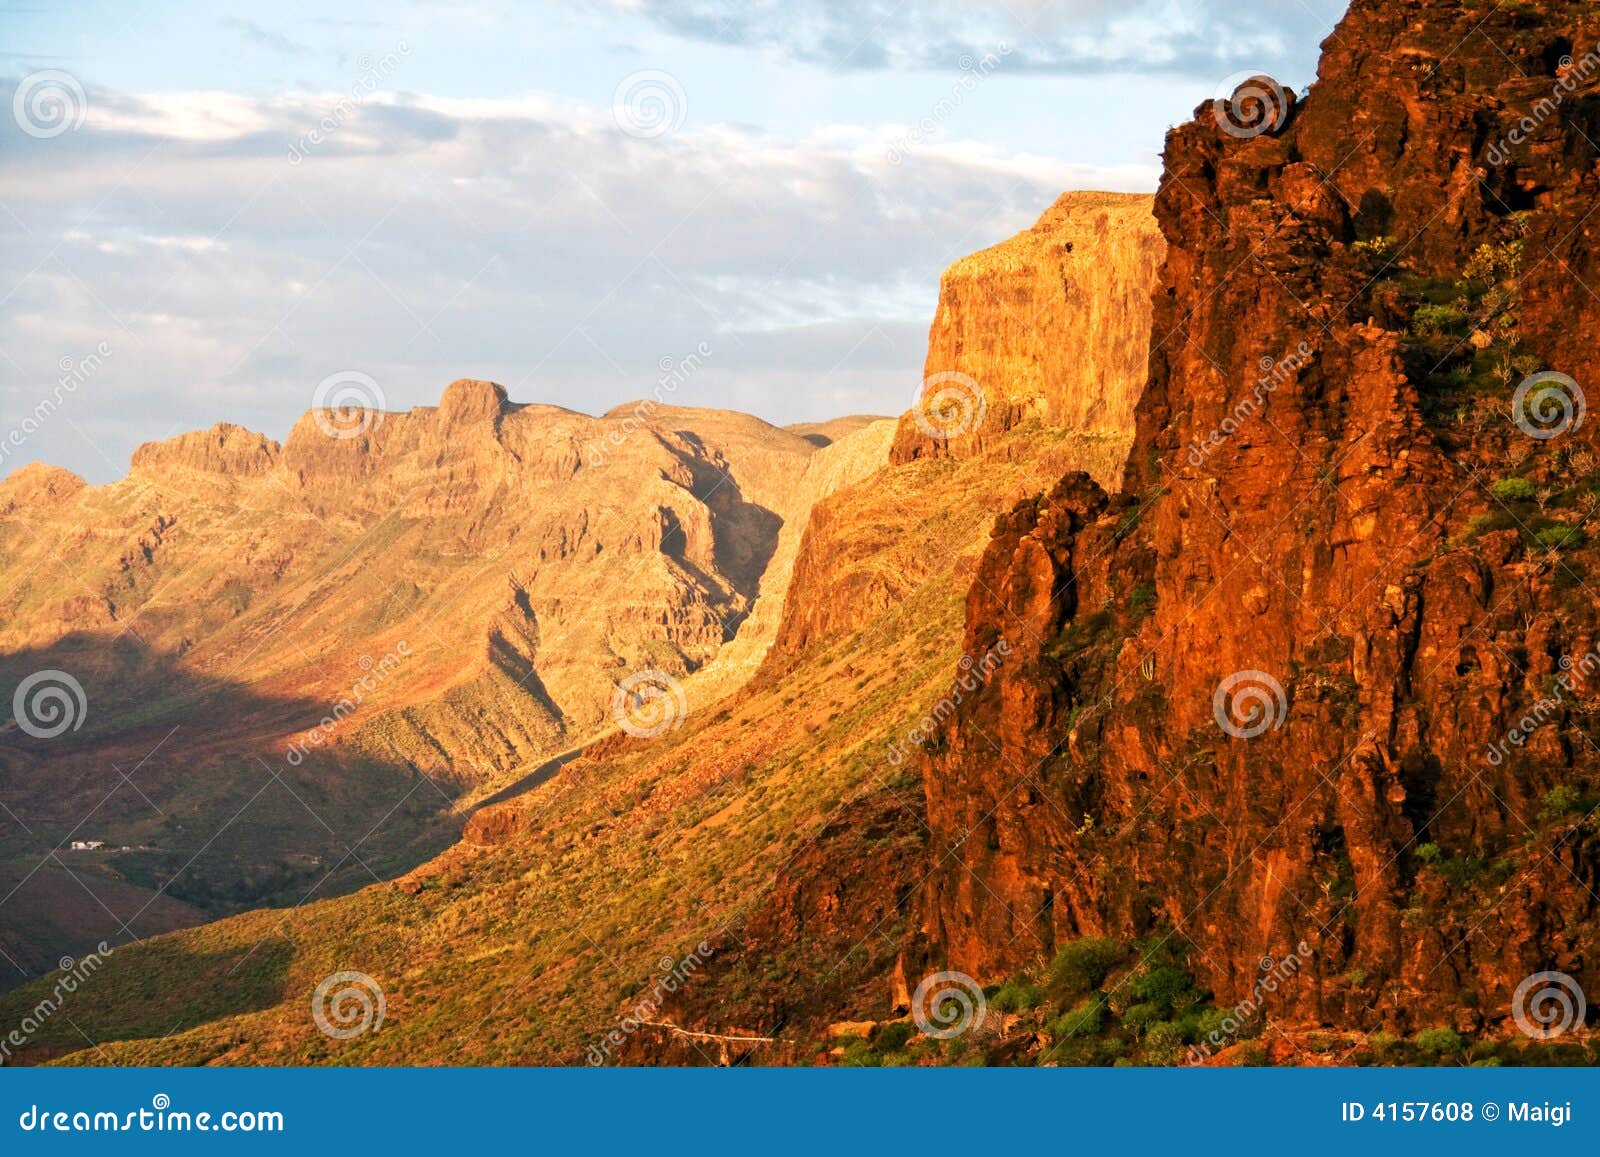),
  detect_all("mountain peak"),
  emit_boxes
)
[438,378,510,425]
